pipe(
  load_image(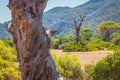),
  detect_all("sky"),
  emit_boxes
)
[0,0,89,23]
